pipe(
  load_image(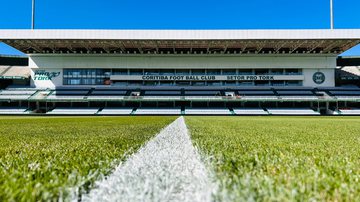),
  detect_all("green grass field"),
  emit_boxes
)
[186,116,360,201]
[0,116,176,201]
[2,116,360,201]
